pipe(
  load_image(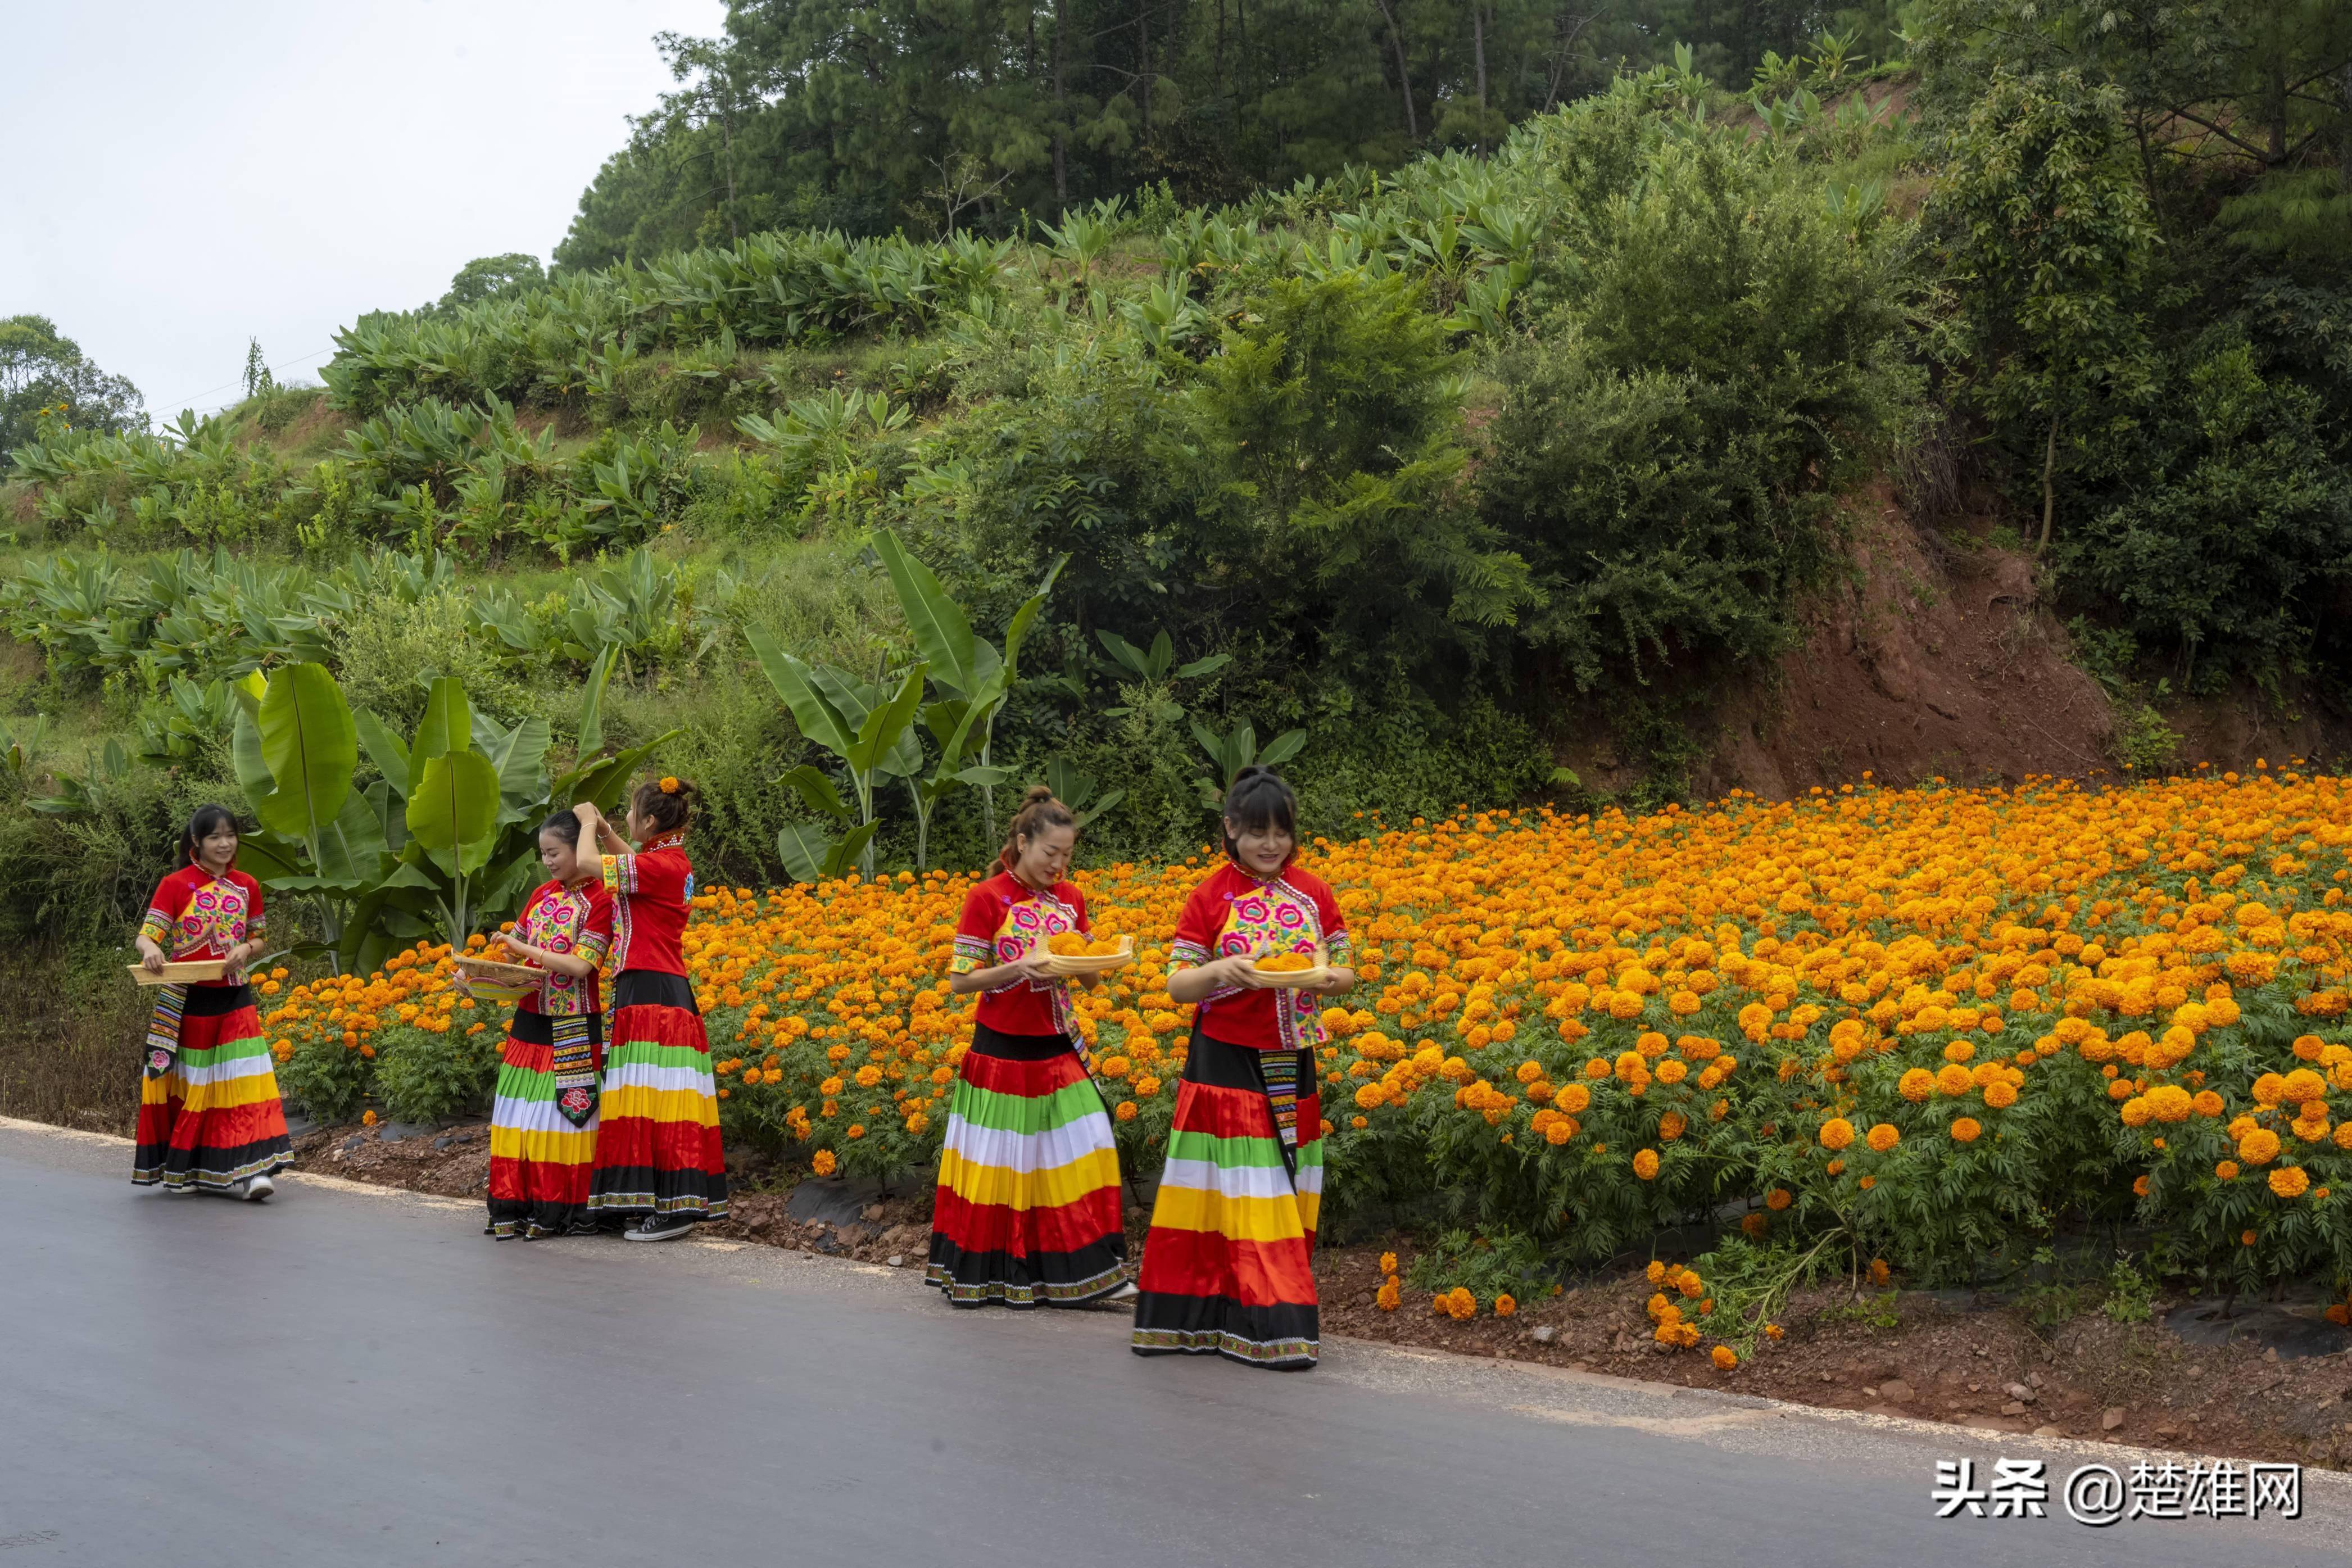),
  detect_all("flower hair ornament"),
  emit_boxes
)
[659,776,682,794]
